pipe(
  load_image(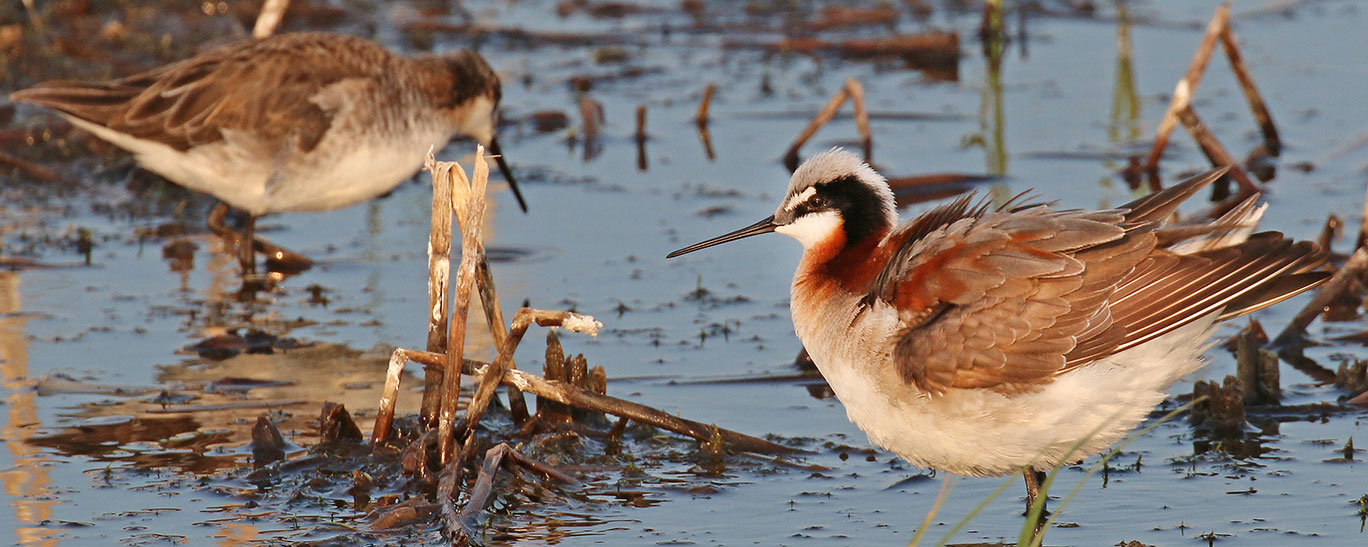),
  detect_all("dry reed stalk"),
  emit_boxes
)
[782,78,870,171]
[1218,26,1280,156]
[695,83,717,125]
[395,349,799,455]
[846,78,873,163]
[447,165,531,425]
[1174,106,1259,196]
[1273,247,1368,346]
[252,0,290,38]
[636,105,648,171]
[696,121,716,161]
[420,152,453,424]
[1145,3,1228,171]
[436,147,489,465]
[460,309,602,437]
